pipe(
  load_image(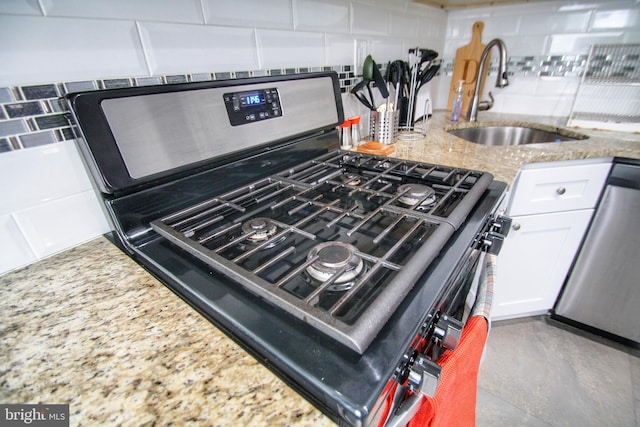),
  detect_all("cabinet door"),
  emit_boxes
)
[492,209,593,320]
